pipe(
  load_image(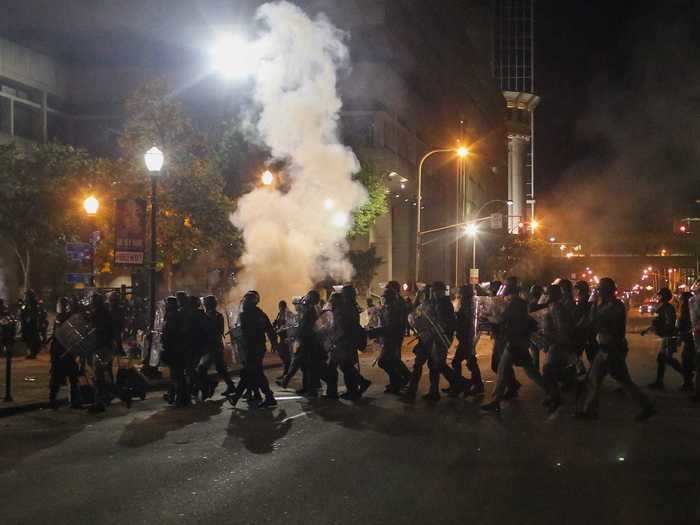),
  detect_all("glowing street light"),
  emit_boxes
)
[457,146,469,158]
[462,223,478,268]
[211,34,251,79]
[83,196,99,216]
[144,146,164,173]
[332,211,349,228]
[549,236,556,242]
[530,219,540,231]
[464,223,479,236]
[261,170,274,186]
